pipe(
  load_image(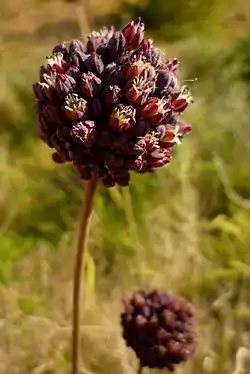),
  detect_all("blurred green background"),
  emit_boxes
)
[2,0,250,373]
